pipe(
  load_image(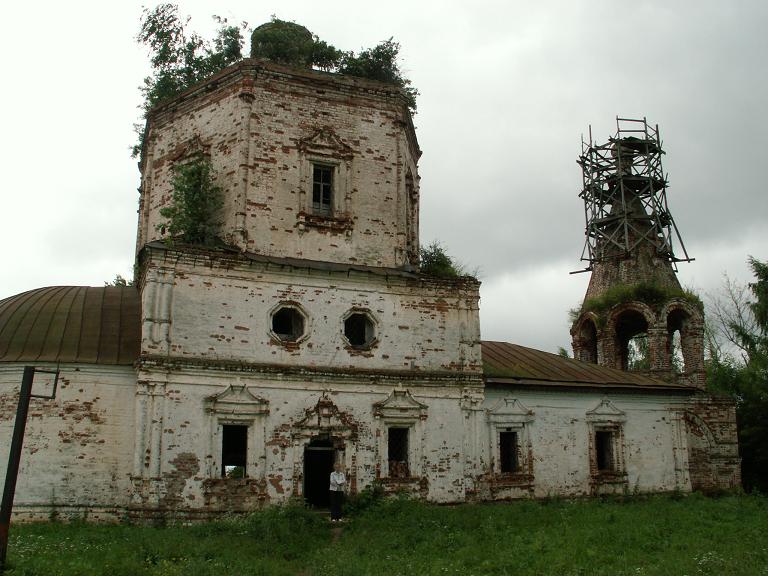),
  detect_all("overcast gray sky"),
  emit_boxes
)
[1,0,766,354]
